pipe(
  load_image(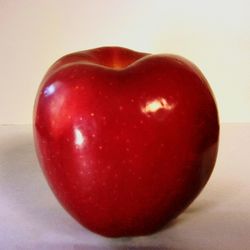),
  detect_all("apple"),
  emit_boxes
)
[33,46,219,237]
